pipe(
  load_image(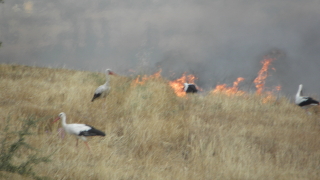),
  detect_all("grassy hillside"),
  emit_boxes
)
[0,63,320,180]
